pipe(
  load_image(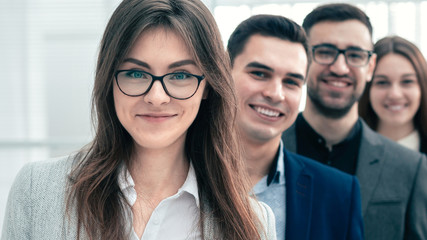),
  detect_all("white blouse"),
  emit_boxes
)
[118,163,201,240]
[397,130,420,152]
